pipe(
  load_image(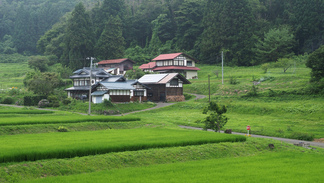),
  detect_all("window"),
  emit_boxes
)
[80,80,85,86]
[179,60,184,66]
[157,61,163,66]
[170,79,179,86]
[187,61,192,66]
[134,90,144,96]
